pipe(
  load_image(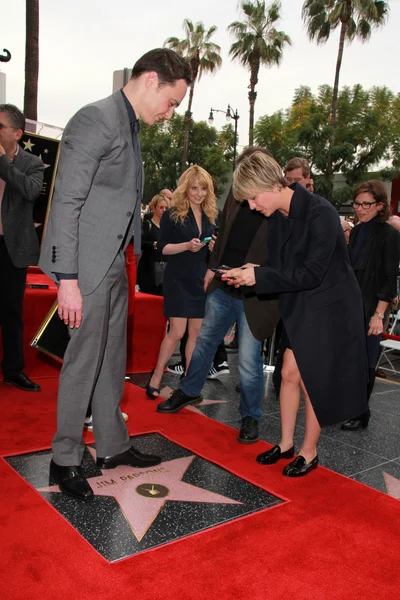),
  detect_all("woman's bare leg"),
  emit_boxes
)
[150,317,188,392]
[278,349,302,451]
[185,318,203,373]
[297,383,321,463]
